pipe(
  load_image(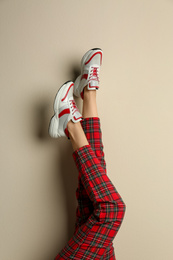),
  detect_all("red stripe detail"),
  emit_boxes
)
[61,83,74,101]
[88,83,99,89]
[58,108,70,118]
[64,128,69,138]
[74,116,82,121]
[81,74,88,80]
[85,51,102,65]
